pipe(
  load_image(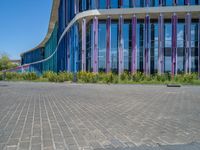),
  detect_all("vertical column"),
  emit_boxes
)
[144,15,150,75]
[131,15,137,73]
[119,0,123,8]
[173,0,177,5]
[74,0,79,14]
[172,13,177,77]
[158,13,164,74]
[106,0,110,8]
[198,17,200,79]
[146,0,150,7]
[118,15,124,74]
[185,0,189,5]
[132,0,136,7]
[185,13,191,74]
[106,16,111,73]
[67,32,71,72]
[81,18,86,71]
[93,16,99,73]
[159,0,163,6]
[62,0,66,30]
[94,0,99,9]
